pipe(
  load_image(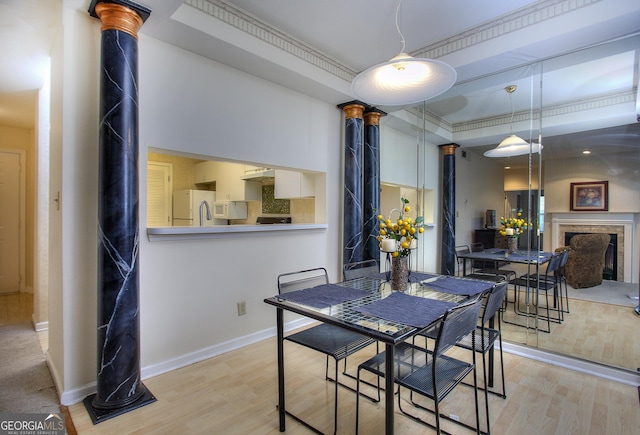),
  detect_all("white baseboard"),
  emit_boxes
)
[60,320,637,406]
[59,317,314,406]
[33,317,48,332]
[502,342,640,386]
